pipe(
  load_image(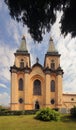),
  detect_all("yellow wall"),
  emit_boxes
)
[44,56,60,69]
[15,55,30,67]
[62,94,76,109]
[10,50,76,111]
